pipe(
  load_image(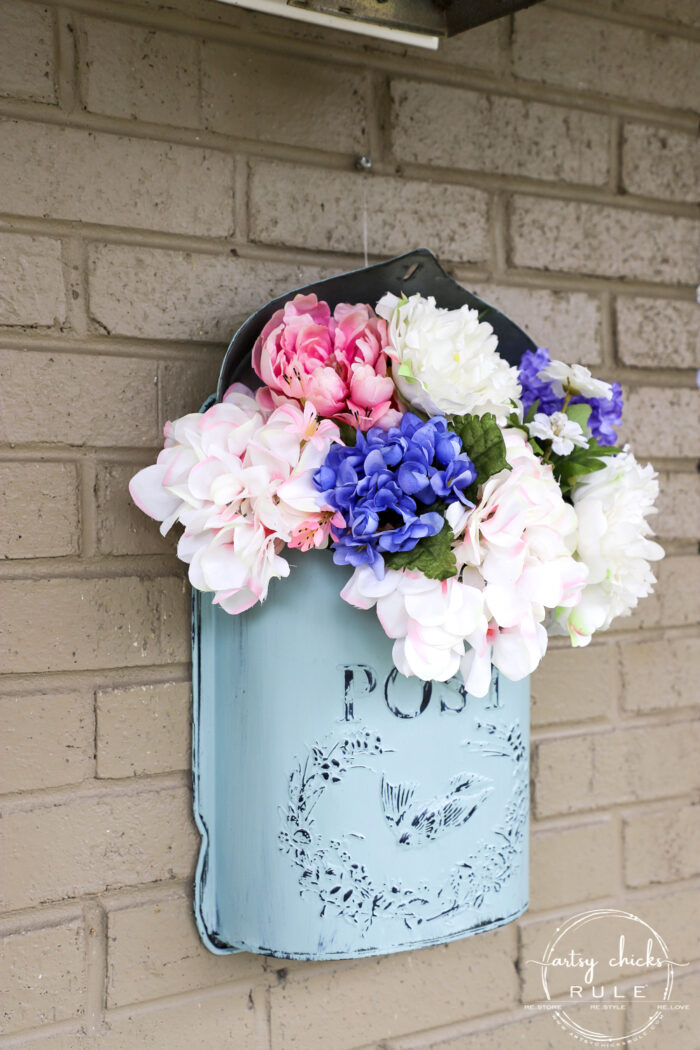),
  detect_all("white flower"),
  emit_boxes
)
[527,411,589,455]
[376,292,521,420]
[341,566,487,686]
[555,448,664,646]
[538,360,613,401]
